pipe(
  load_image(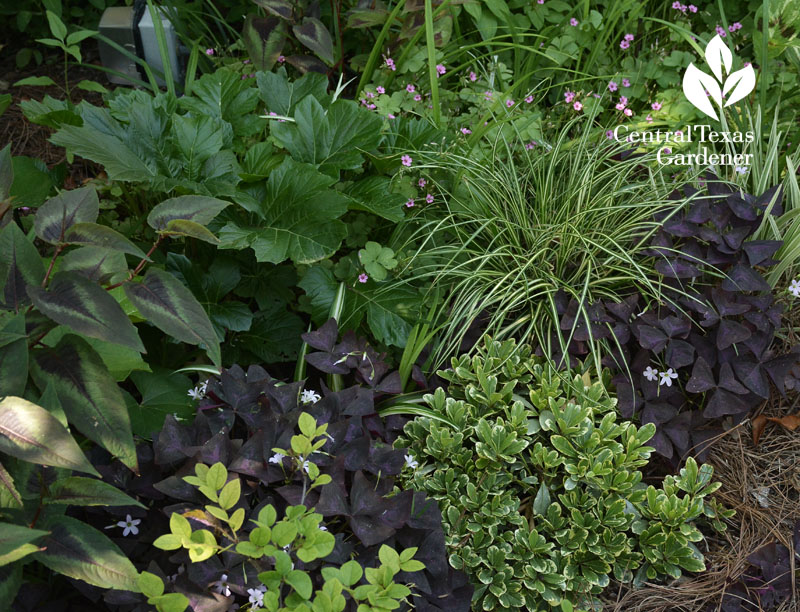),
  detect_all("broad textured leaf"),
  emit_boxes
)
[272,96,382,175]
[129,368,195,437]
[30,335,137,472]
[298,266,338,323]
[123,267,221,366]
[62,223,149,259]
[218,158,348,264]
[0,313,27,397]
[0,523,48,565]
[34,187,99,244]
[34,515,139,591]
[50,106,157,182]
[239,303,303,363]
[362,286,420,347]
[0,396,98,475]
[171,114,225,181]
[343,177,406,222]
[243,15,286,71]
[28,271,144,352]
[147,195,230,232]
[178,69,261,138]
[45,476,145,508]
[256,68,328,116]
[59,246,128,283]
[0,461,23,509]
[292,17,334,65]
[0,222,45,309]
